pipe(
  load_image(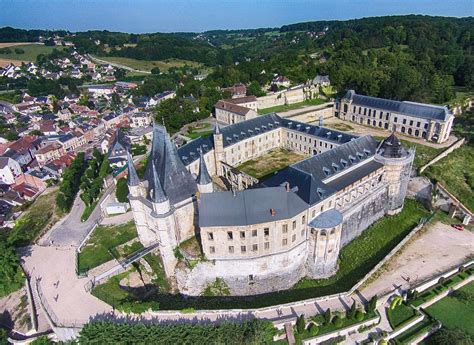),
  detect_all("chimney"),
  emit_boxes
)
[270,208,276,216]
